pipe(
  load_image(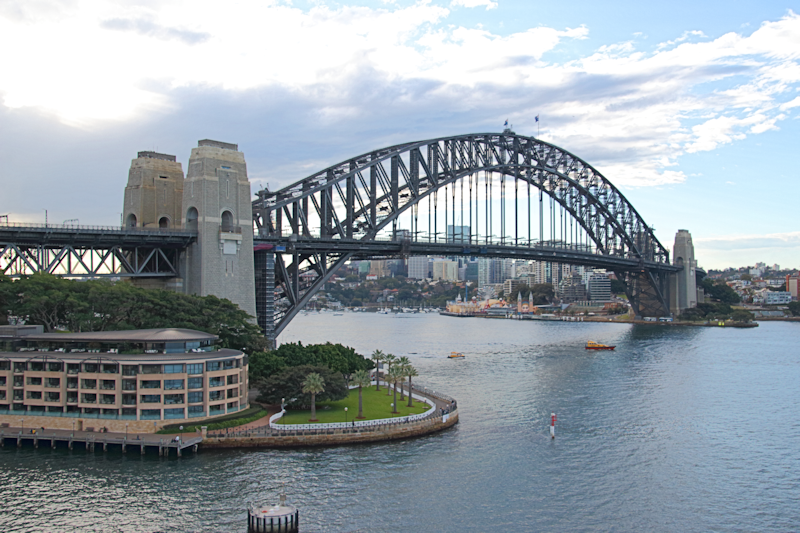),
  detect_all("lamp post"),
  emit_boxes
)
[344,407,348,424]
[125,423,129,441]
[20,419,24,434]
